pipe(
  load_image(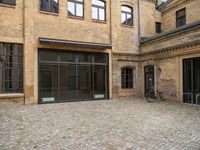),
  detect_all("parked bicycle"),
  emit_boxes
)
[145,90,164,103]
